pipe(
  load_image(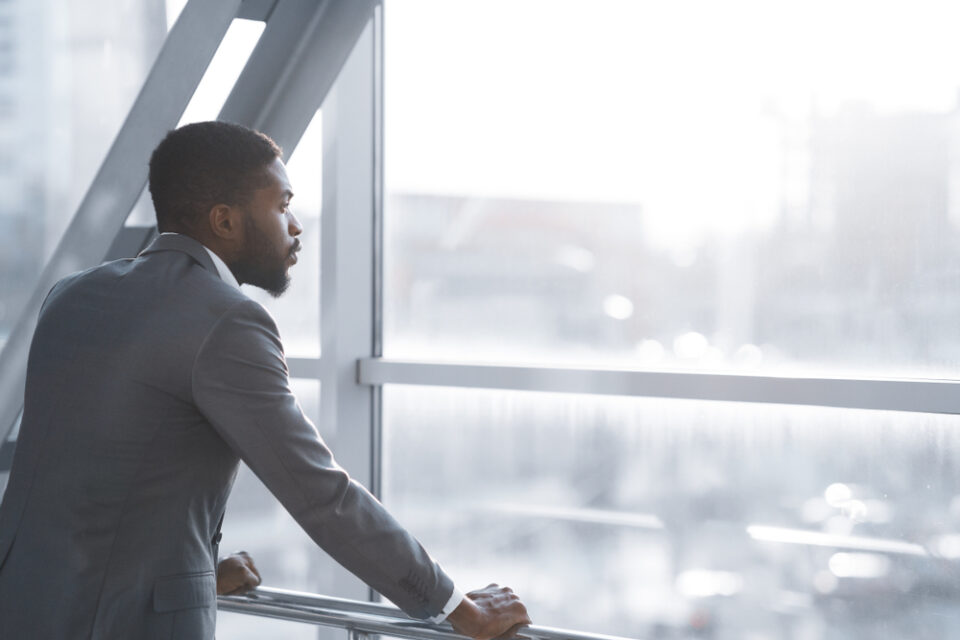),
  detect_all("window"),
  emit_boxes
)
[382,1,960,638]
[384,386,960,637]
[384,0,960,378]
